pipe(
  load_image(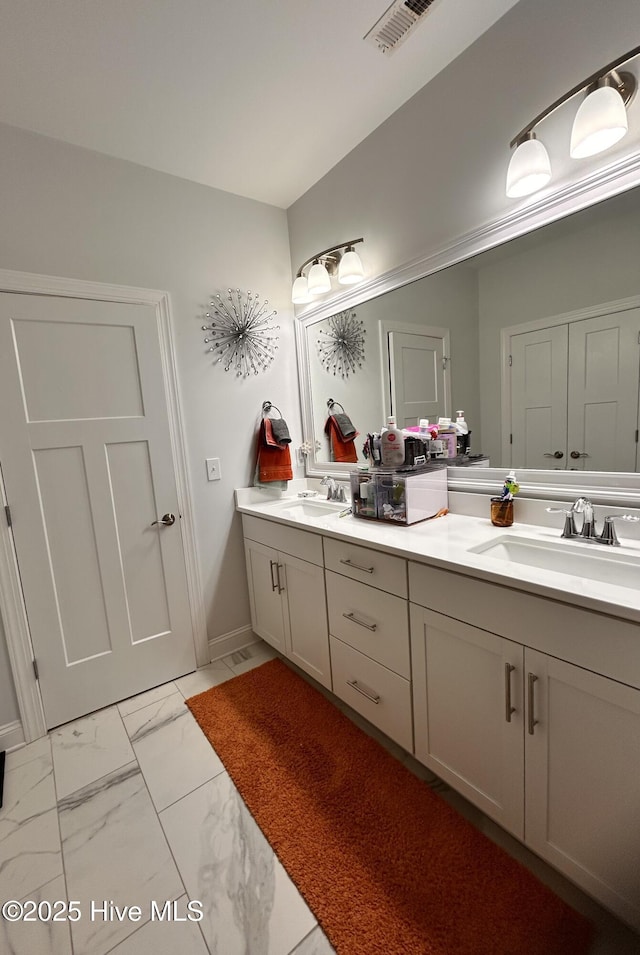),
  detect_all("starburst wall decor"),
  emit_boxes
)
[317,309,366,378]
[202,289,279,377]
